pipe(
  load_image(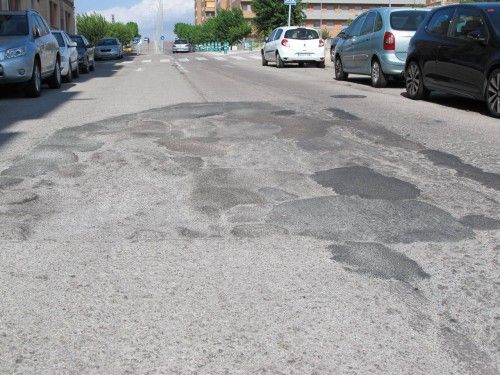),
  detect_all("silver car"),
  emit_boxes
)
[334,7,429,87]
[52,29,79,82]
[95,38,123,60]
[0,9,62,97]
[172,39,191,53]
